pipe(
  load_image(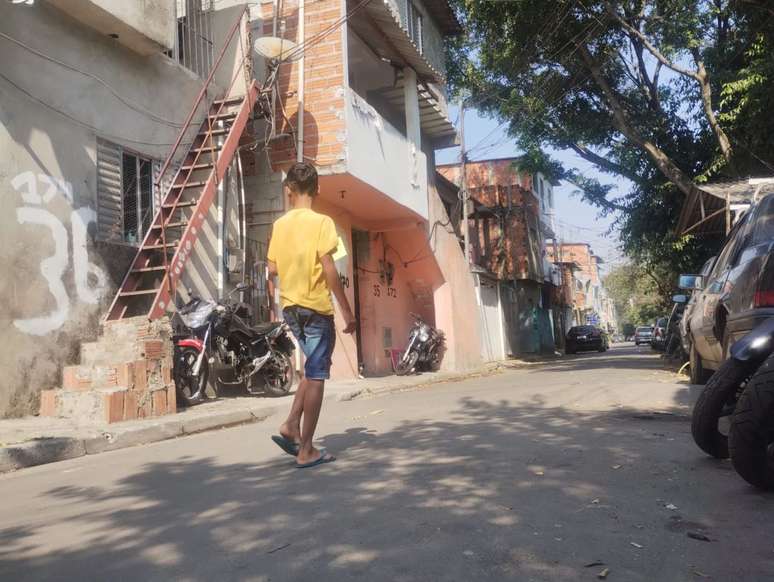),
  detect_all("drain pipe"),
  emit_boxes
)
[236,152,247,284]
[296,0,305,163]
[217,123,226,299]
